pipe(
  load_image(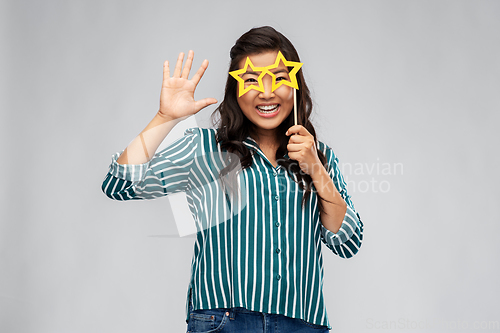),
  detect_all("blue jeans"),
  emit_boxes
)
[186,298,330,333]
